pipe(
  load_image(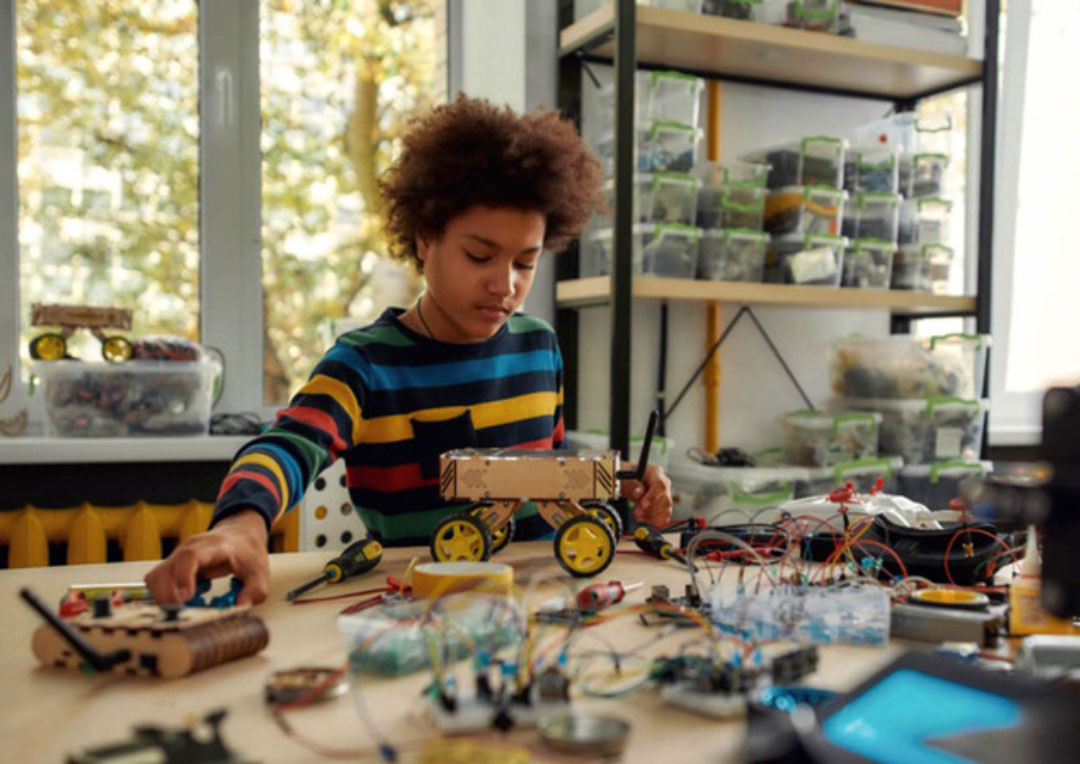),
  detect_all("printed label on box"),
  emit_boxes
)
[789,248,838,284]
[935,428,964,459]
